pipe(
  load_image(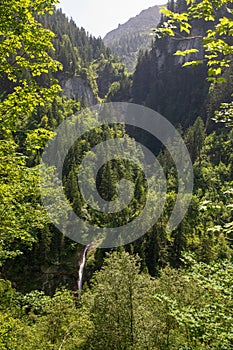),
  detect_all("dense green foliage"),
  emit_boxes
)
[38,9,130,102]
[0,0,61,264]
[1,253,233,349]
[0,0,232,348]
[38,9,111,77]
